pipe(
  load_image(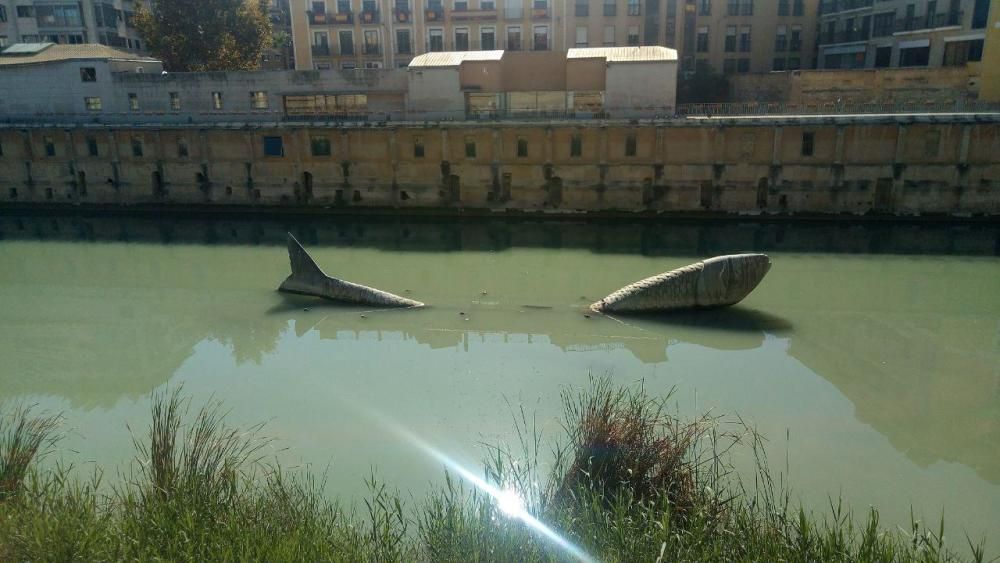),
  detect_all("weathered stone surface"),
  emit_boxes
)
[278,233,424,308]
[591,254,771,313]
